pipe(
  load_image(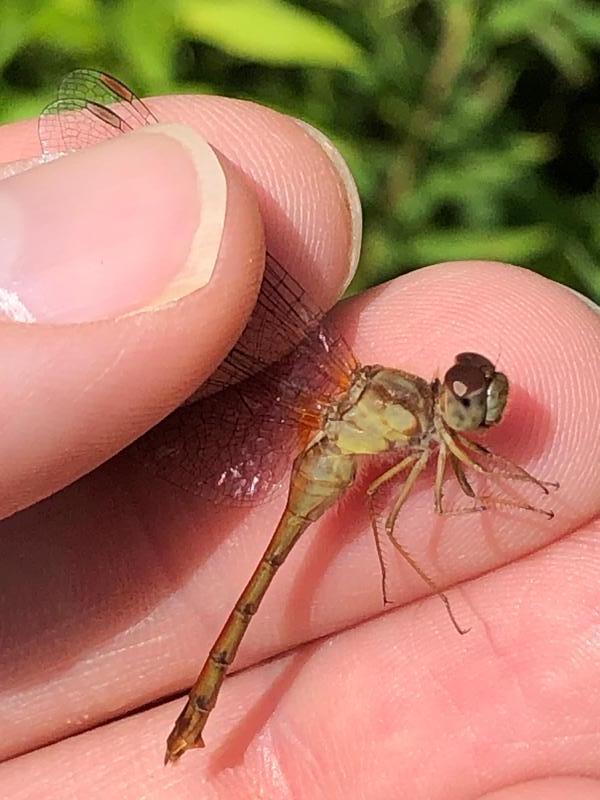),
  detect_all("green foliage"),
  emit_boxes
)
[1,0,599,302]
[178,0,367,70]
